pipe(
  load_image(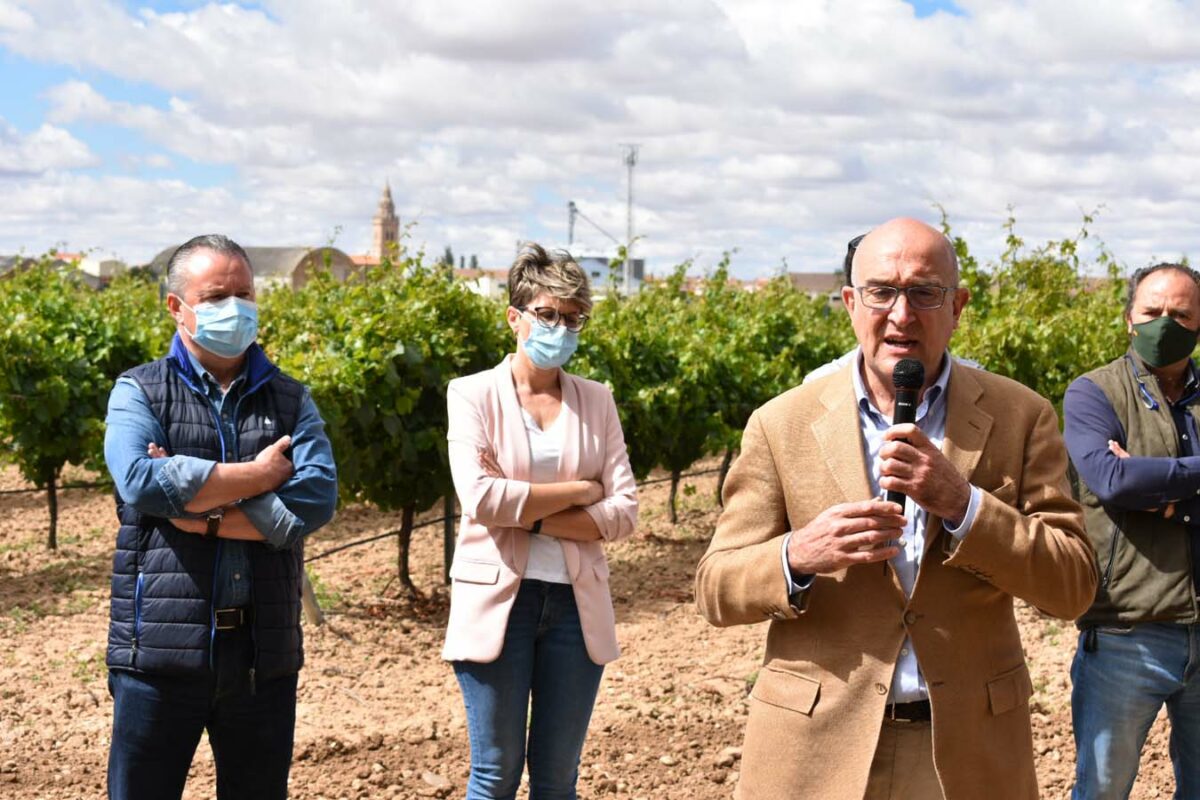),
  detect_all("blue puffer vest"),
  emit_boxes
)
[106,335,307,680]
